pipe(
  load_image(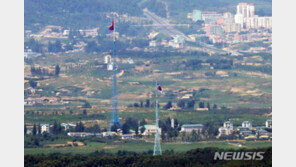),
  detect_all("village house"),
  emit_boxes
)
[196,108,209,111]
[67,132,92,137]
[242,121,252,128]
[139,125,162,136]
[240,130,253,137]
[61,123,76,131]
[102,131,117,137]
[265,120,272,128]
[180,124,204,133]
[121,134,135,140]
[41,124,51,133]
[256,130,269,136]
[218,121,234,136]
